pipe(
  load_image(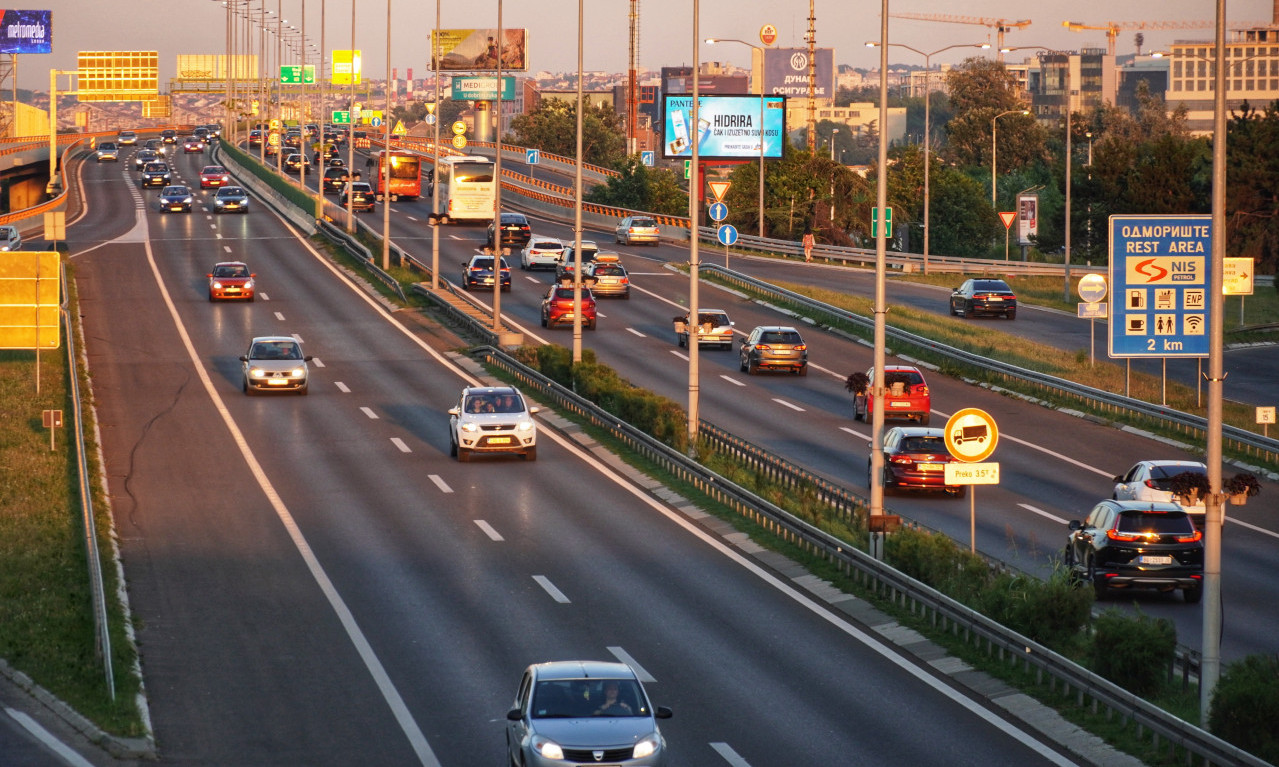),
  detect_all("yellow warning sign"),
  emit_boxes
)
[392,120,407,135]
